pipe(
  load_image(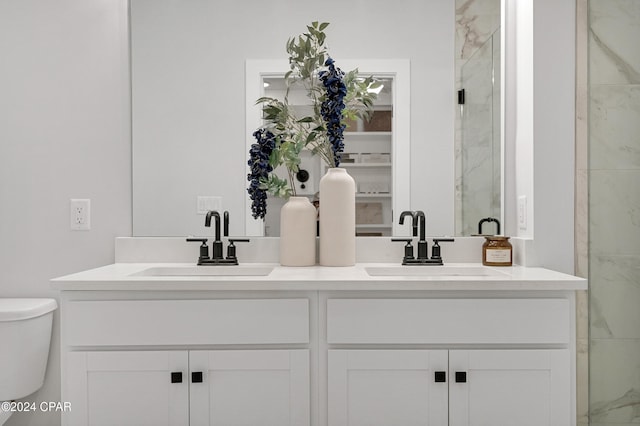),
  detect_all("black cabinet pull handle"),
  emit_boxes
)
[192,371,203,383]
[170,372,182,383]
[455,371,467,383]
[434,371,446,383]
